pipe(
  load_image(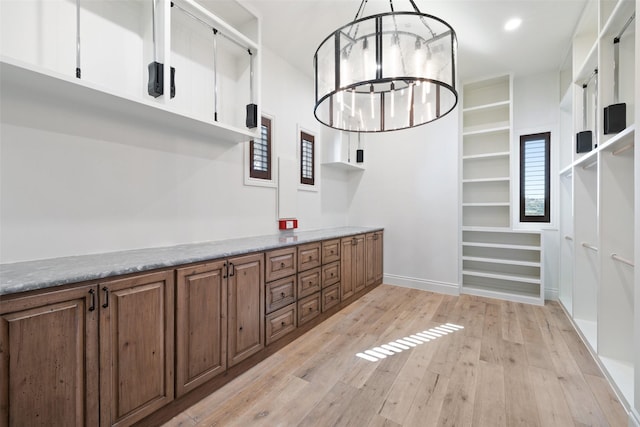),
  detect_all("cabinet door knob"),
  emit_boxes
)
[331,273,334,277]
[239,326,243,331]
[280,262,285,268]
[281,292,286,298]
[281,321,286,327]
[308,307,313,312]
[308,256,312,261]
